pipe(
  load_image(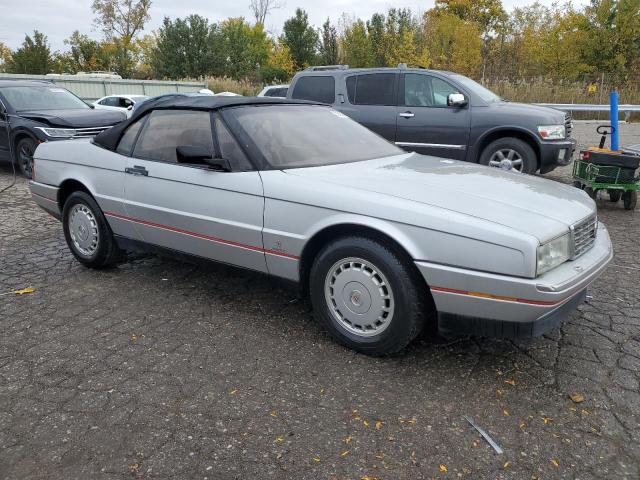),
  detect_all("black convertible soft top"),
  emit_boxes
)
[93,95,318,152]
